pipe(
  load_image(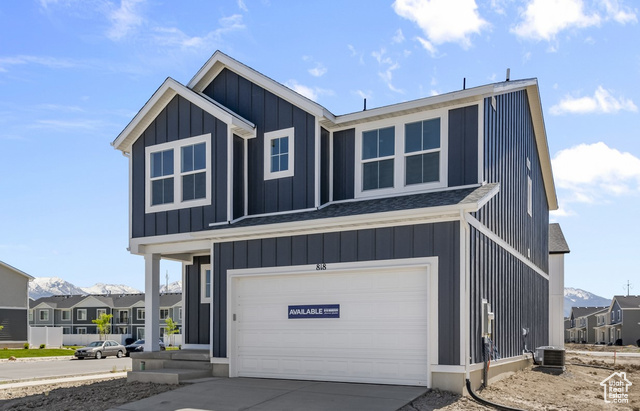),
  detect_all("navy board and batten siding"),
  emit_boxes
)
[188,222,461,365]
[132,95,229,238]
[203,68,316,215]
[468,89,551,363]
[477,90,549,270]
